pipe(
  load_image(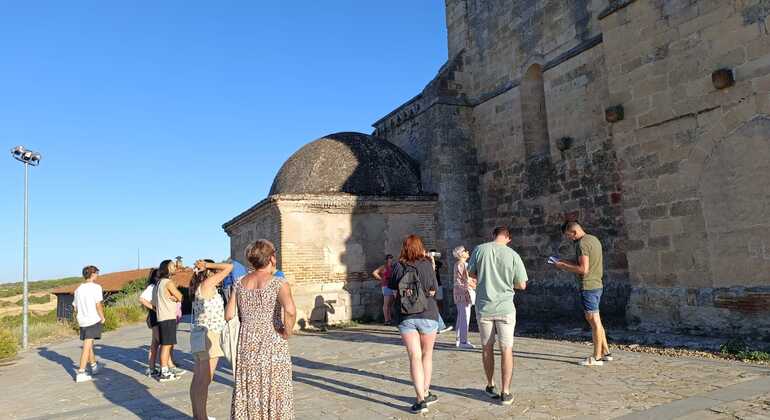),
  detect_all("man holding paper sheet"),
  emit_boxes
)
[552,221,612,366]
